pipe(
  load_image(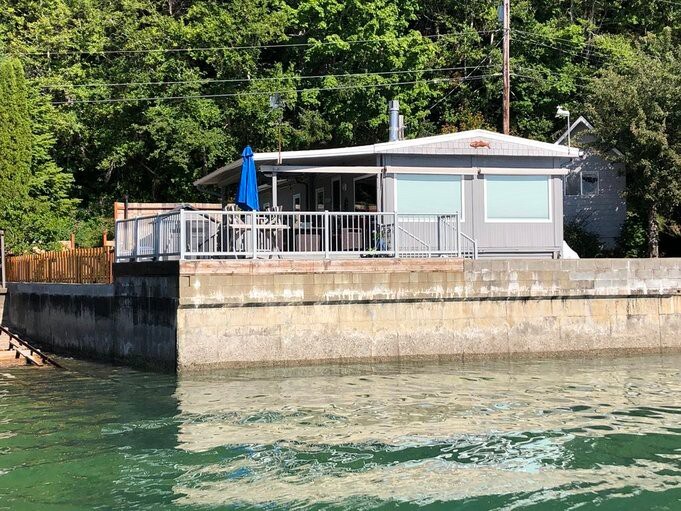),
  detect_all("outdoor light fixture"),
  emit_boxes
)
[556,105,571,150]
